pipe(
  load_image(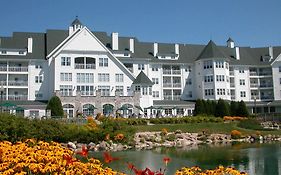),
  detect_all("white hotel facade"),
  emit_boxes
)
[1,18,281,118]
